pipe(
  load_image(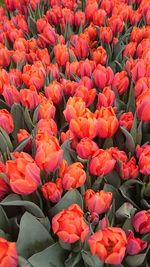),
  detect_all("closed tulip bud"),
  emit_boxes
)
[136,144,150,175]
[36,48,50,66]
[108,147,128,162]
[123,42,137,58]
[93,64,114,89]
[93,9,107,27]
[79,59,96,78]
[108,15,124,35]
[2,84,20,106]
[41,24,57,46]
[136,89,150,122]
[41,178,63,203]
[61,8,74,29]
[70,111,98,139]
[66,61,79,79]
[11,14,29,34]
[61,79,78,96]
[47,63,60,80]
[84,189,112,215]
[96,107,119,138]
[134,77,150,98]
[101,0,115,15]
[52,204,89,243]
[75,85,96,107]
[76,138,98,159]
[136,39,150,59]
[38,97,56,120]
[126,231,147,255]
[74,37,89,59]
[84,23,97,41]
[22,61,46,91]
[0,238,18,267]
[112,71,129,95]
[132,210,150,234]
[89,148,116,176]
[78,76,94,89]
[9,68,22,88]
[100,27,113,43]
[0,47,10,67]
[35,137,63,173]
[0,109,14,134]
[74,11,86,27]
[38,118,57,136]
[92,46,107,65]
[36,17,49,33]
[62,162,86,190]
[20,88,39,110]
[130,27,143,43]
[63,96,86,123]
[130,10,142,25]
[85,1,98,21]
[54,44,69,67]
[97,86,115,108]
[120,157,139,180]
[12,50,26,65]
[44,81,64,105]
[46,6,62,26]
[13,37,28,52]
[6,152,40,195]
[119,112,134,130]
